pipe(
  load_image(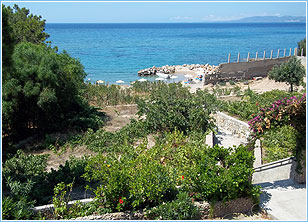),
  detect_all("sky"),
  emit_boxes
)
[1,1,307,23]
